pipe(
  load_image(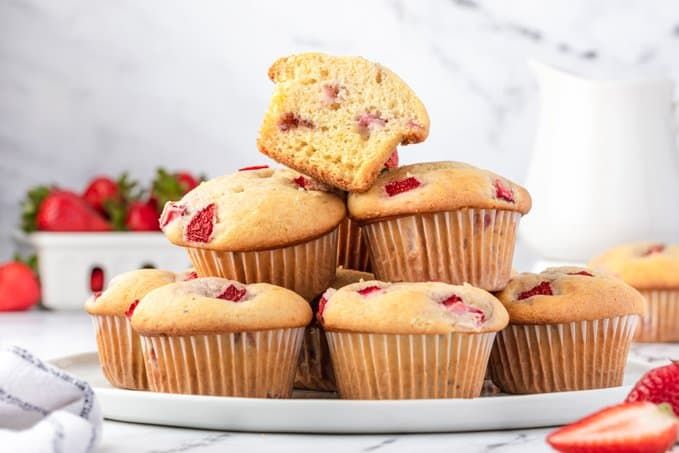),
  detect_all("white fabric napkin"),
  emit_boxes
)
[0,344,101,453]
